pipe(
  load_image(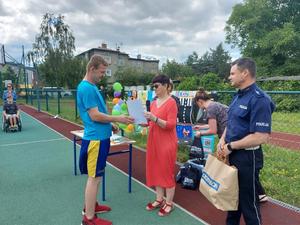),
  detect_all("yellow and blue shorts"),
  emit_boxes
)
[79,138,110,177]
